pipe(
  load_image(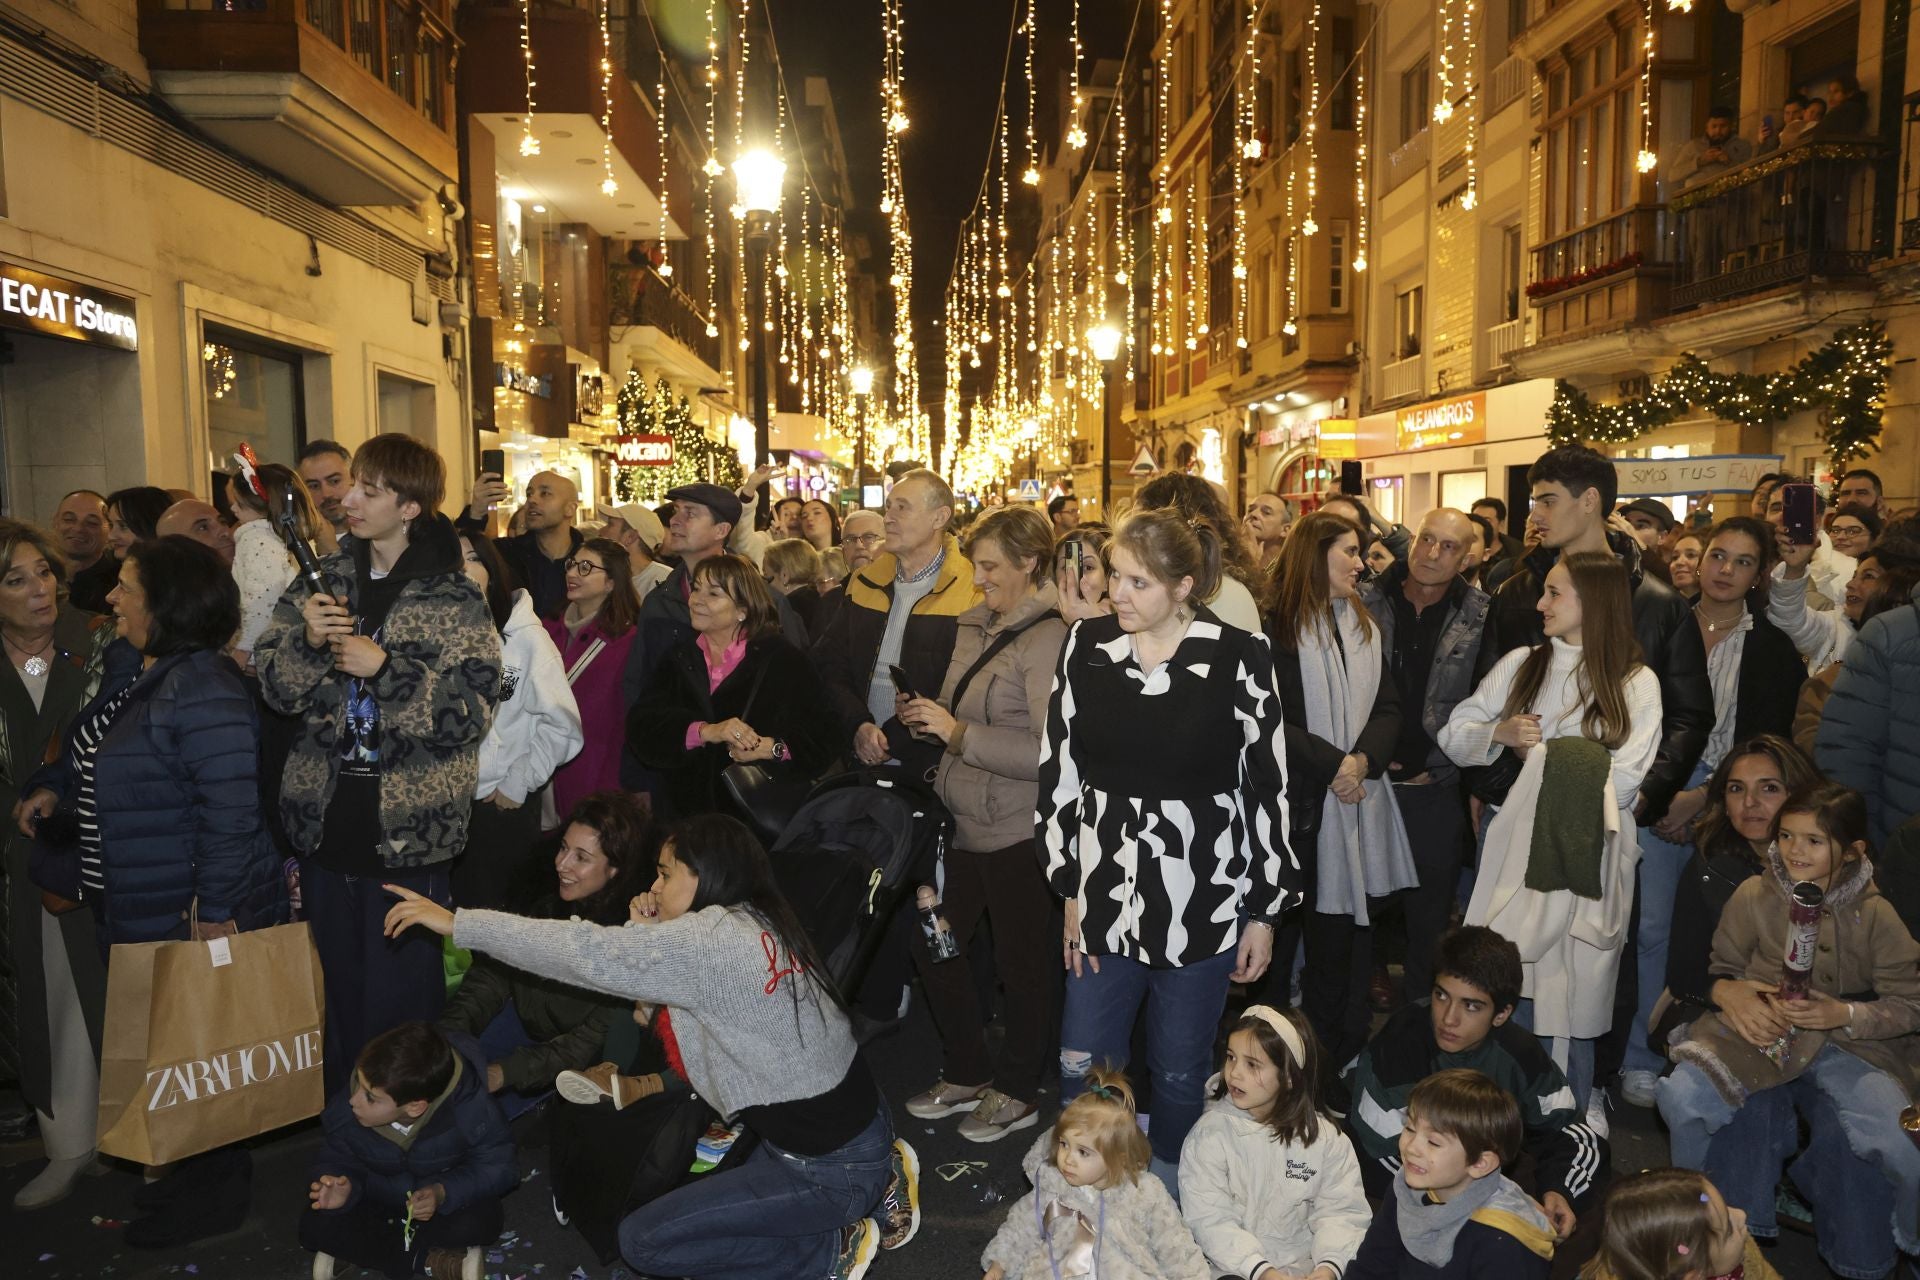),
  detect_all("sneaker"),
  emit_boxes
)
[877,1139,921,1250]
[957,1089,1041,1144]
[1584,1087,1611,1142]
[310,1254,336,1280]
[1776,1177,1815,1234]
[424,1246,481,1280]
[905,1077,990,1119]
[1619,1069,1660,1109]
[555,1062,621,1107]
[830,1217,879,1279]
[691,1119,746,1173]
